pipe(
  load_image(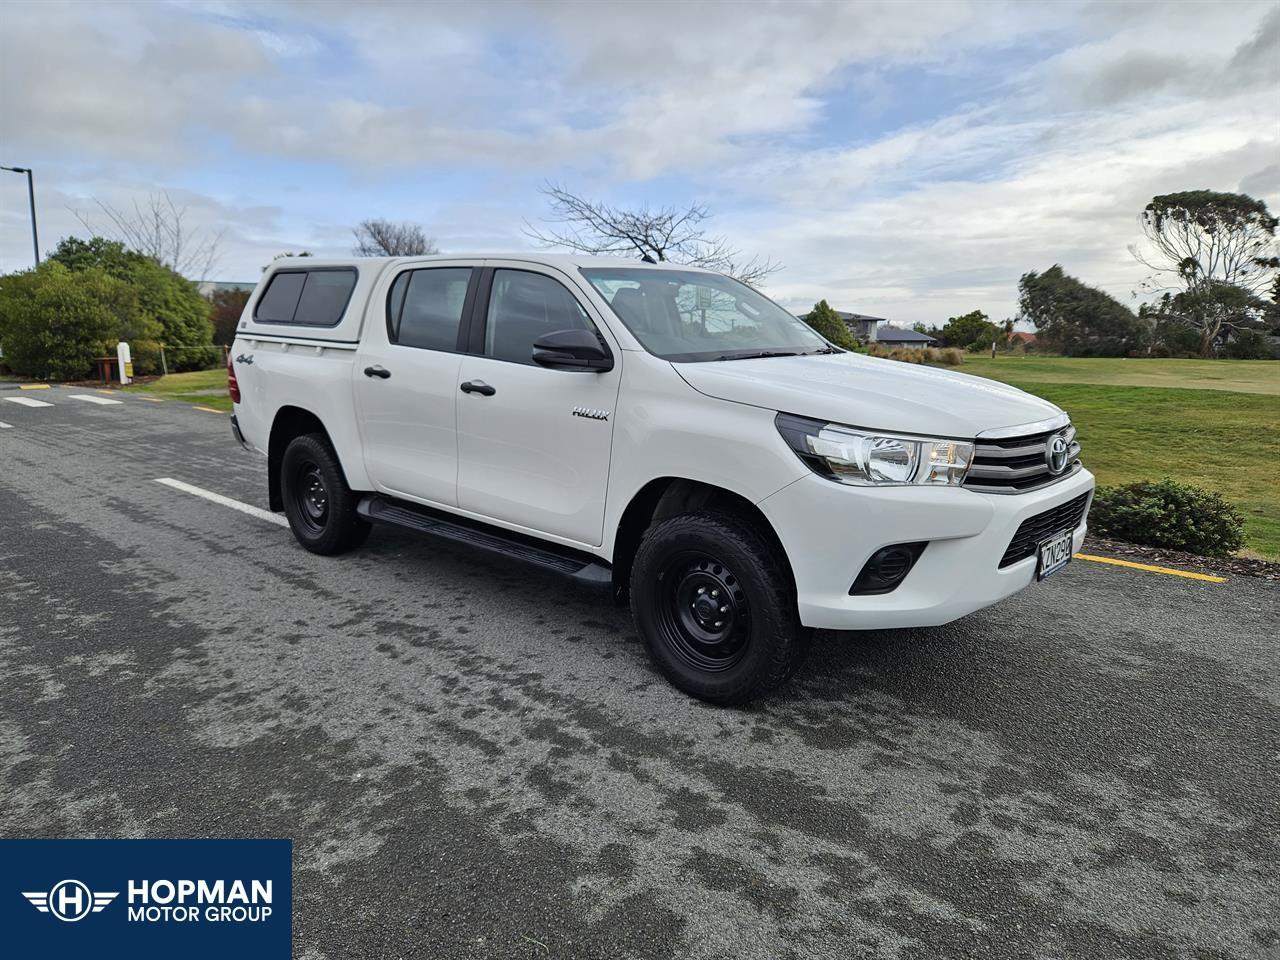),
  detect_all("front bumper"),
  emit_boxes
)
[758,468,1095,630]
